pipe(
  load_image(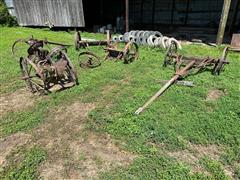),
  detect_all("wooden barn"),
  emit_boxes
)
[83,0,239,43]
[4,0,240,43]
[8,0,85,27]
